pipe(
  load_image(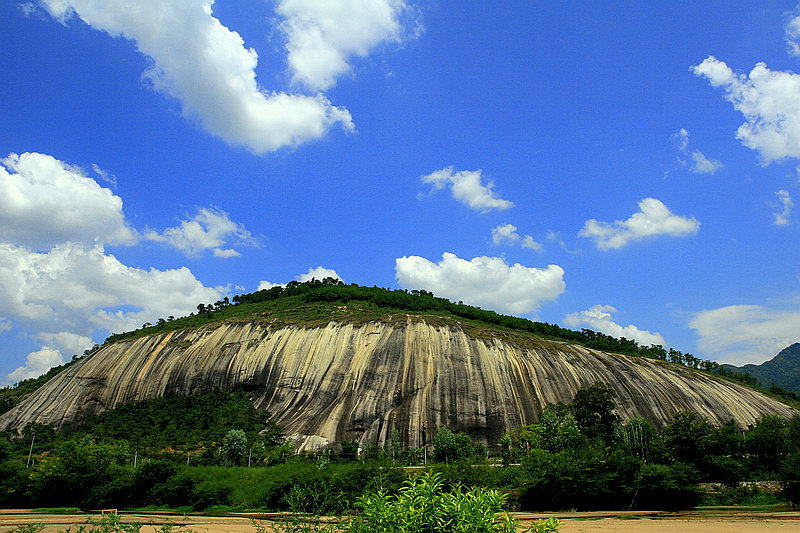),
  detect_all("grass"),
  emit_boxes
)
[698,487,786,507]
[31,508,82,514]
